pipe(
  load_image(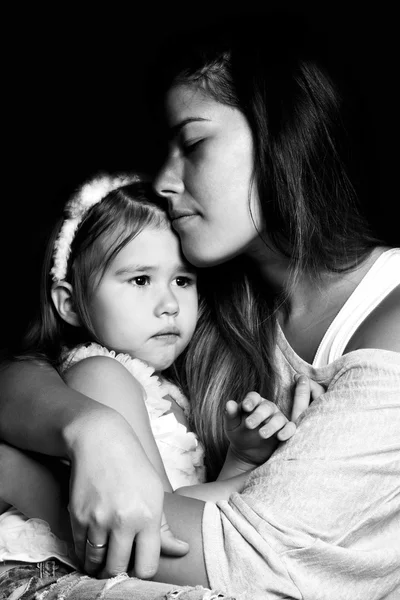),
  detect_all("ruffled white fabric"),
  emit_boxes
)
[62,343,206,489]
[0,508,77,567]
